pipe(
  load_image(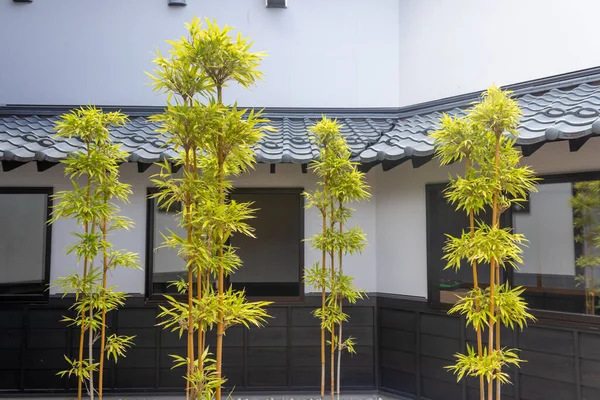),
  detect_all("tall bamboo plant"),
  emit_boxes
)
[431,87,537,400]
[148,18,272,400]
[572,181,600,315]
[51,107,140,400]
[304,117,369,400]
